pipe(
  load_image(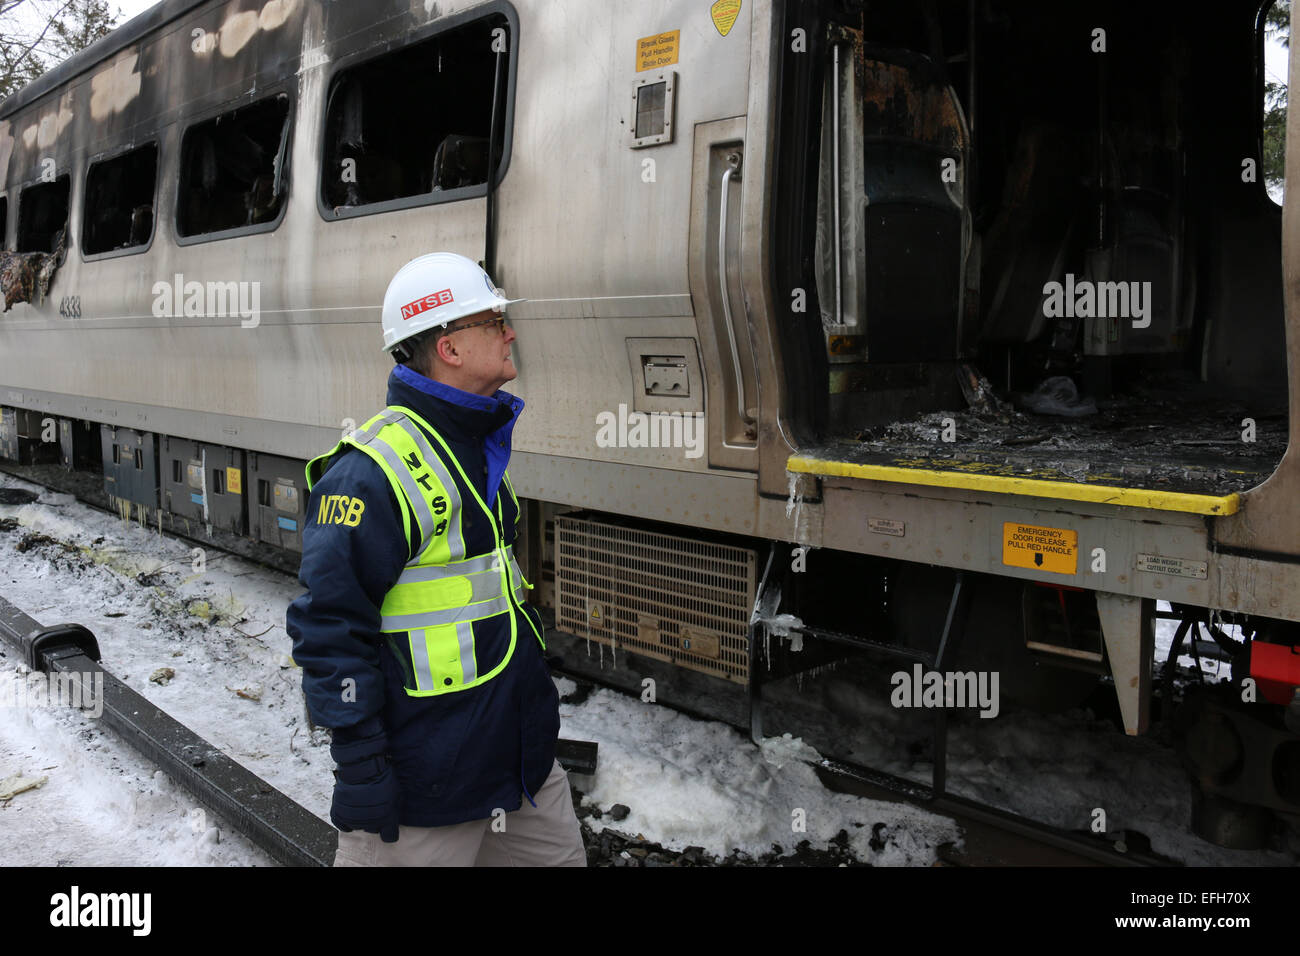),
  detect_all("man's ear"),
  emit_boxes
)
[436,334,460,366]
